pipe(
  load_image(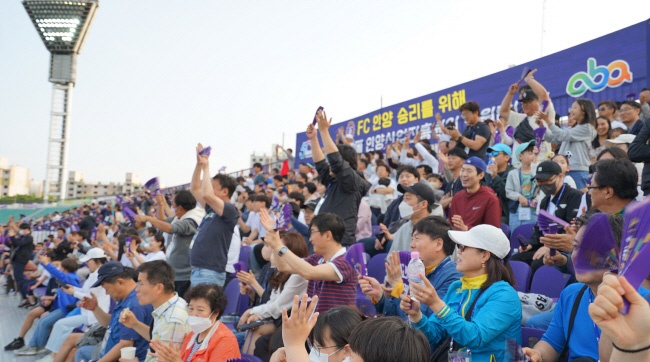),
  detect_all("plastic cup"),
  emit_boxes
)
[121,346,136,359]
